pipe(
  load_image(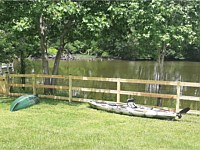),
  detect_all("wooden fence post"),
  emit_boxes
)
[32,74,36,95]
[5,73,10,96]
[0,63,2,75]
[68,75,72,102]
[117,78,121,103]
[176,81,181,112]
[0,77,5,95]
